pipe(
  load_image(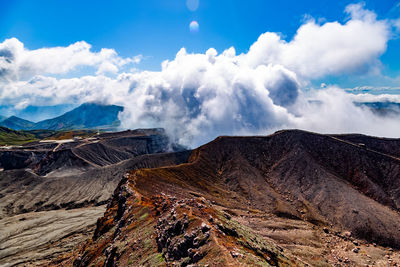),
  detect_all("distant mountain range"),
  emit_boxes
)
[0,103,124,131]
[355,101,400,116]
[0,116,36,130]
